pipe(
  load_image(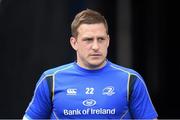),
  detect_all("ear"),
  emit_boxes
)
[70,36,78,51]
